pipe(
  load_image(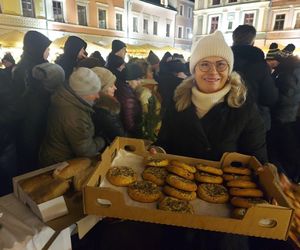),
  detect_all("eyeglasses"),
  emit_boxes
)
[197,60,228,72]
